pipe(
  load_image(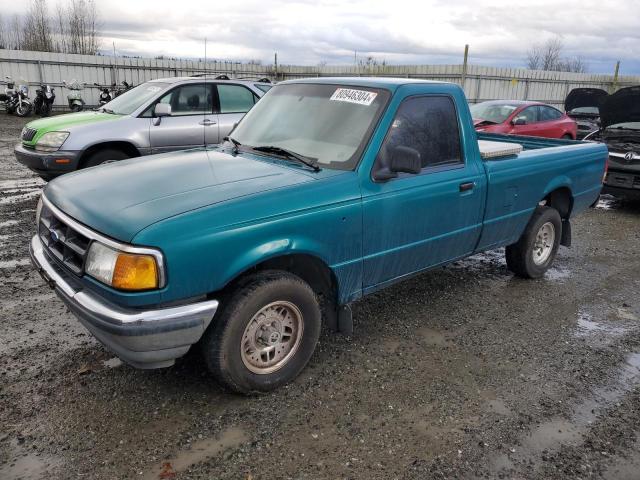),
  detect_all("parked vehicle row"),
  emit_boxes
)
[27,77,608,393]
[0,78,135,117]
